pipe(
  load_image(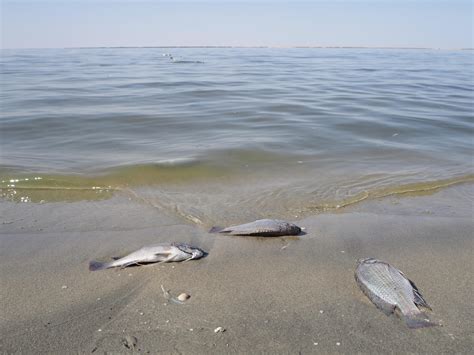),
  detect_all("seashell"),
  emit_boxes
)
[177,293,190,302]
